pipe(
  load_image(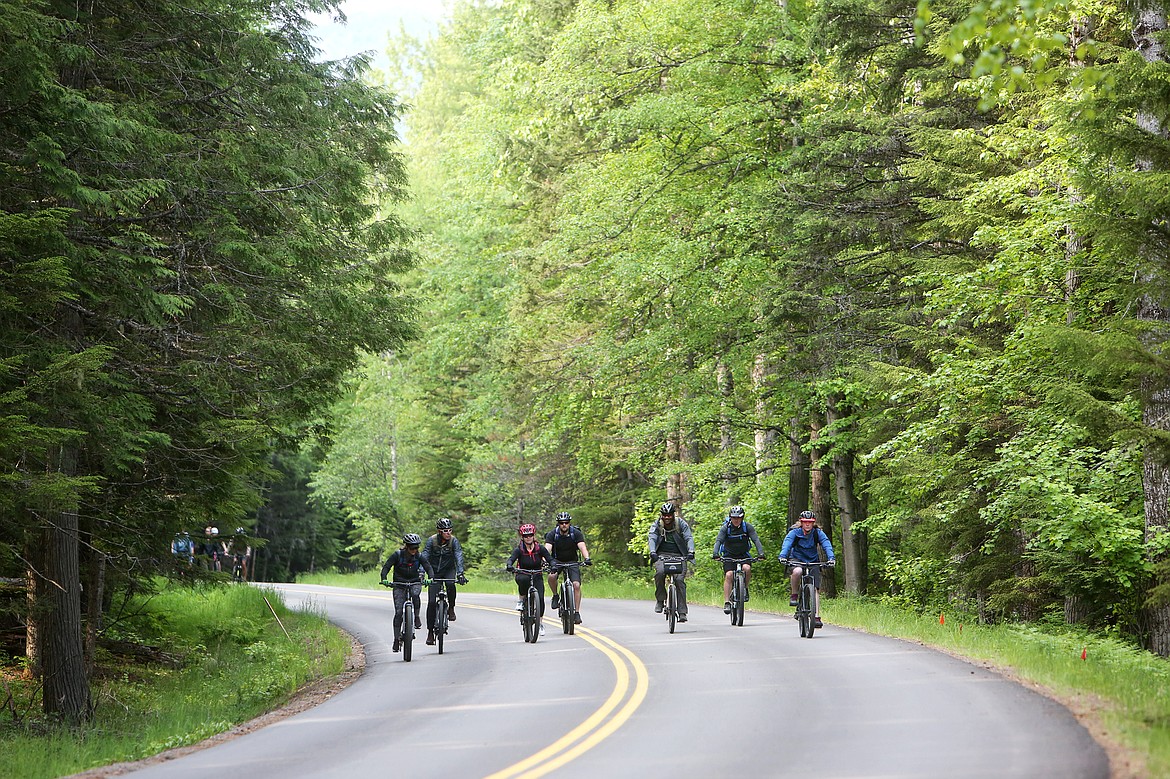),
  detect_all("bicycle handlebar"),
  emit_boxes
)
[718,555,764,562]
